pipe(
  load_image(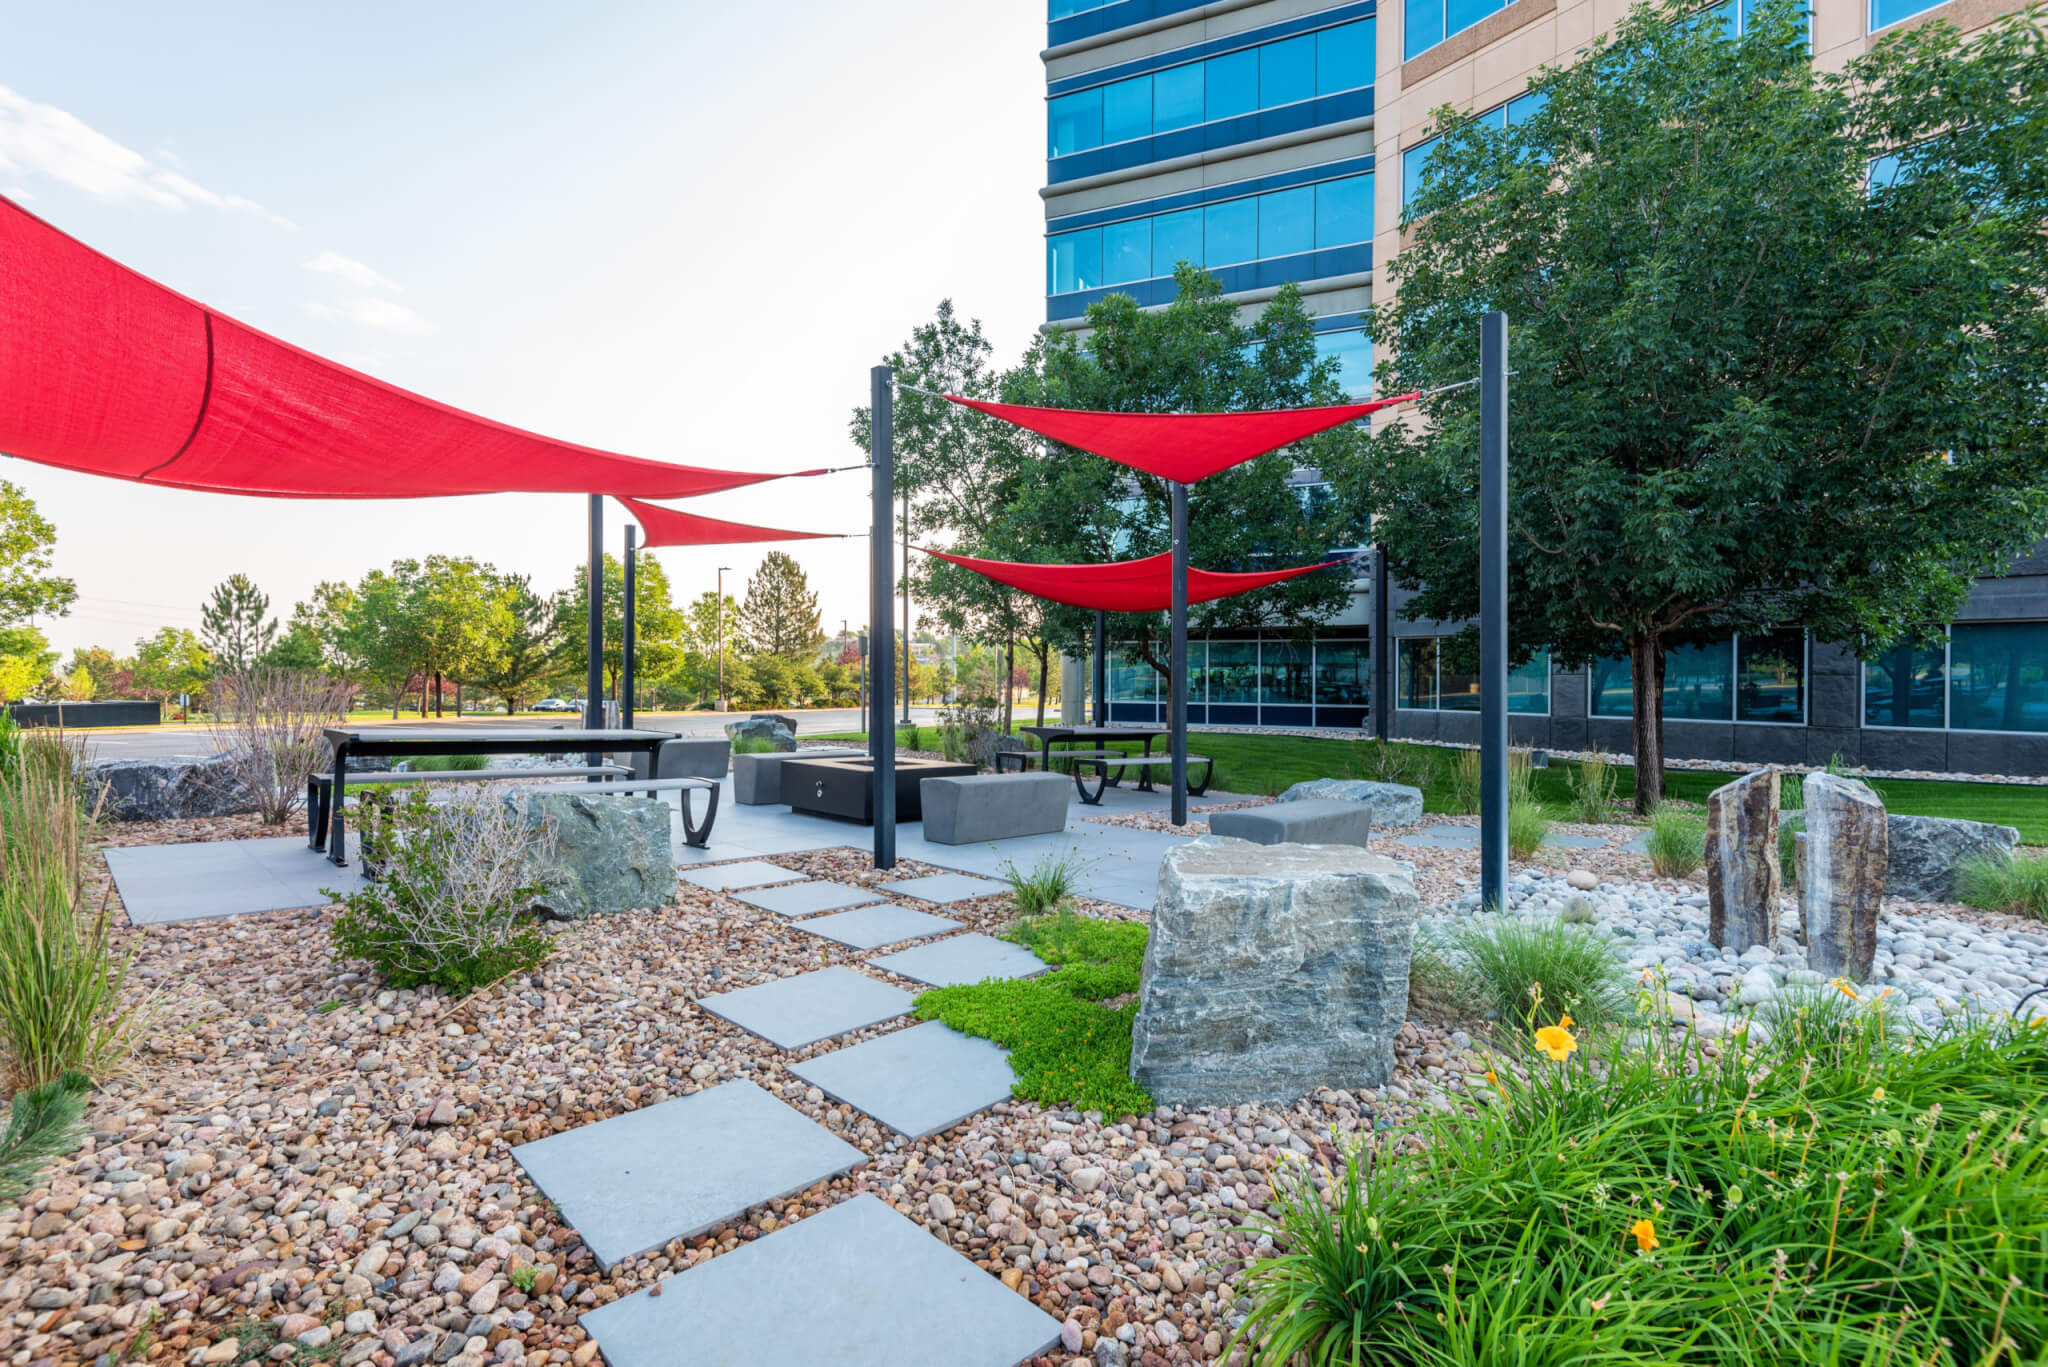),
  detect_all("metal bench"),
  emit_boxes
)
[530,776,721,848]
[1055,750,1214,804]
[305,764,628,852]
